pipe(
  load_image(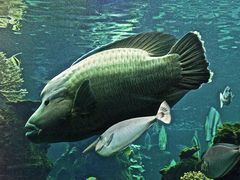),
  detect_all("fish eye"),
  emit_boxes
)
[44,99,50,106]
